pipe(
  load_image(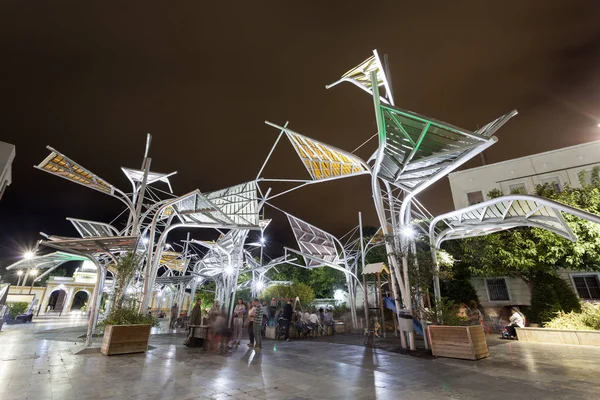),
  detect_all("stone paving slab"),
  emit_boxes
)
[1,316,600,399]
